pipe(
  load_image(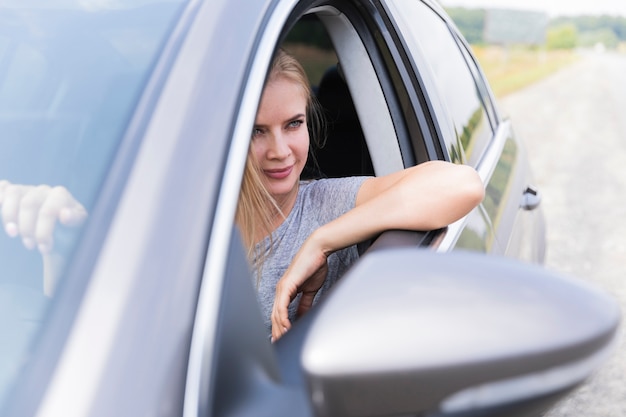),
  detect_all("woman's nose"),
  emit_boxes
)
[267,133,291,159]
